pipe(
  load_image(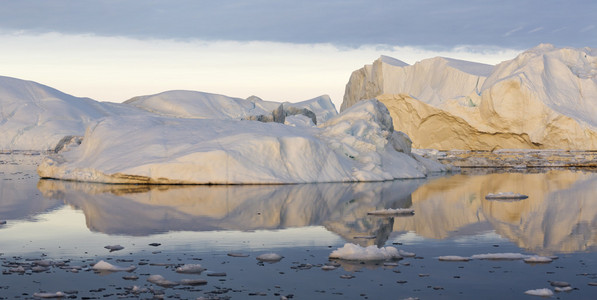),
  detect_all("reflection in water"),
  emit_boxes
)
[37,170,597,254]
[395,170,597,254]
[37,179,425,247]
[0,155,62,221]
